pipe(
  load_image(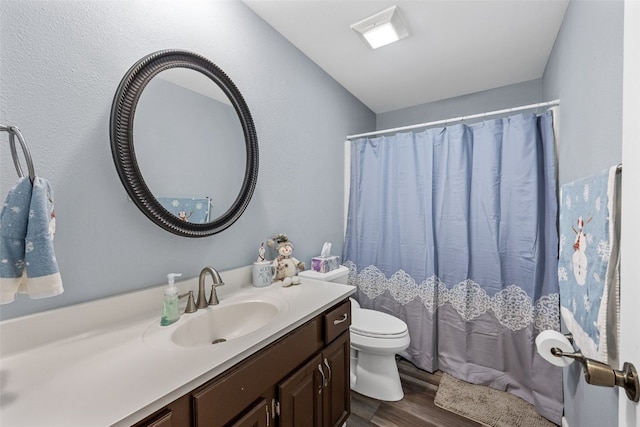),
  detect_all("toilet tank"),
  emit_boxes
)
[298,266,358,309]
[298,265,349,284]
